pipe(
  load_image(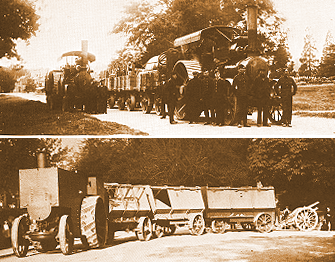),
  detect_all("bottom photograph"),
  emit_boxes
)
[0,138,334,261]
